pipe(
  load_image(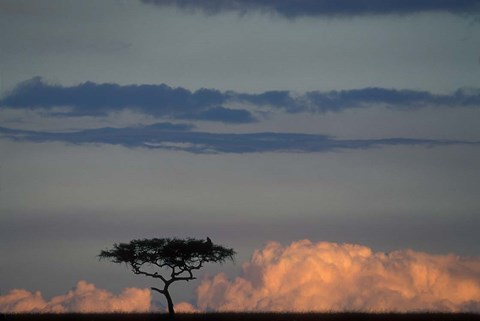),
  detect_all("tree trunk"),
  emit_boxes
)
[151,286,175,319]
[164,289,175,318]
